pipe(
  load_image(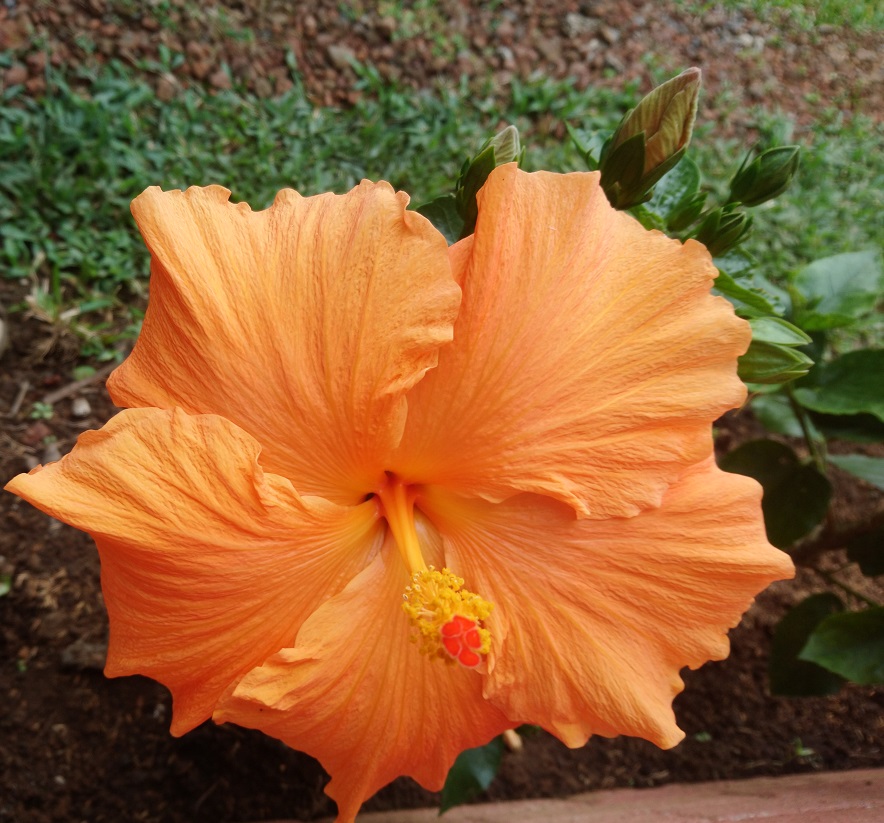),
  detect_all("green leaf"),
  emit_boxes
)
[811,412,884,444]
[847,526,884,577]
[647,155,700,220]
[439,736,505,814]
[746,271,792,316]
[712,252,791,318]
[72,365,97,381]
[793,350,884,423]
[750,393,806,438]
[793,250,884,331]
[713,270,778,318]
[719,439,831,548]
[0,573,10,598]
[565,123,605,170]
[738,340,813,384]
[800,608,884,685]
[416,194,463,246]
[455,145,497,237]
[714,248,756,279]
[749,317,812,346]
[827,454,884,491]
[770,593,845,696]
[629,204,667,231]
